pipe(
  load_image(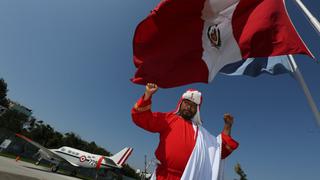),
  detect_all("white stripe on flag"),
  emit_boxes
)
[201,0,242,82]
[219,55,293,77]
[222,58,254,76]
